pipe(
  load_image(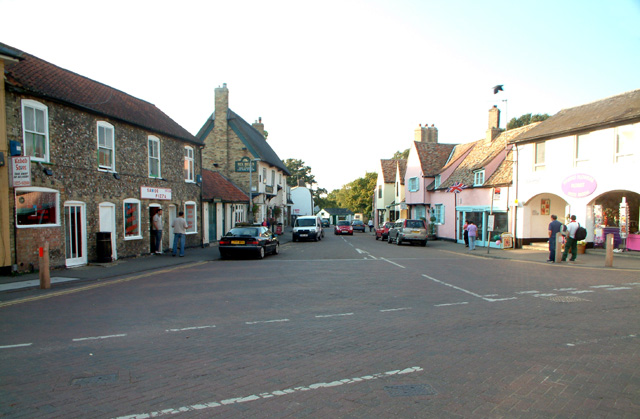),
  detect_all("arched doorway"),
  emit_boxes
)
[521,193,569,243]
[589,190,639,249]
